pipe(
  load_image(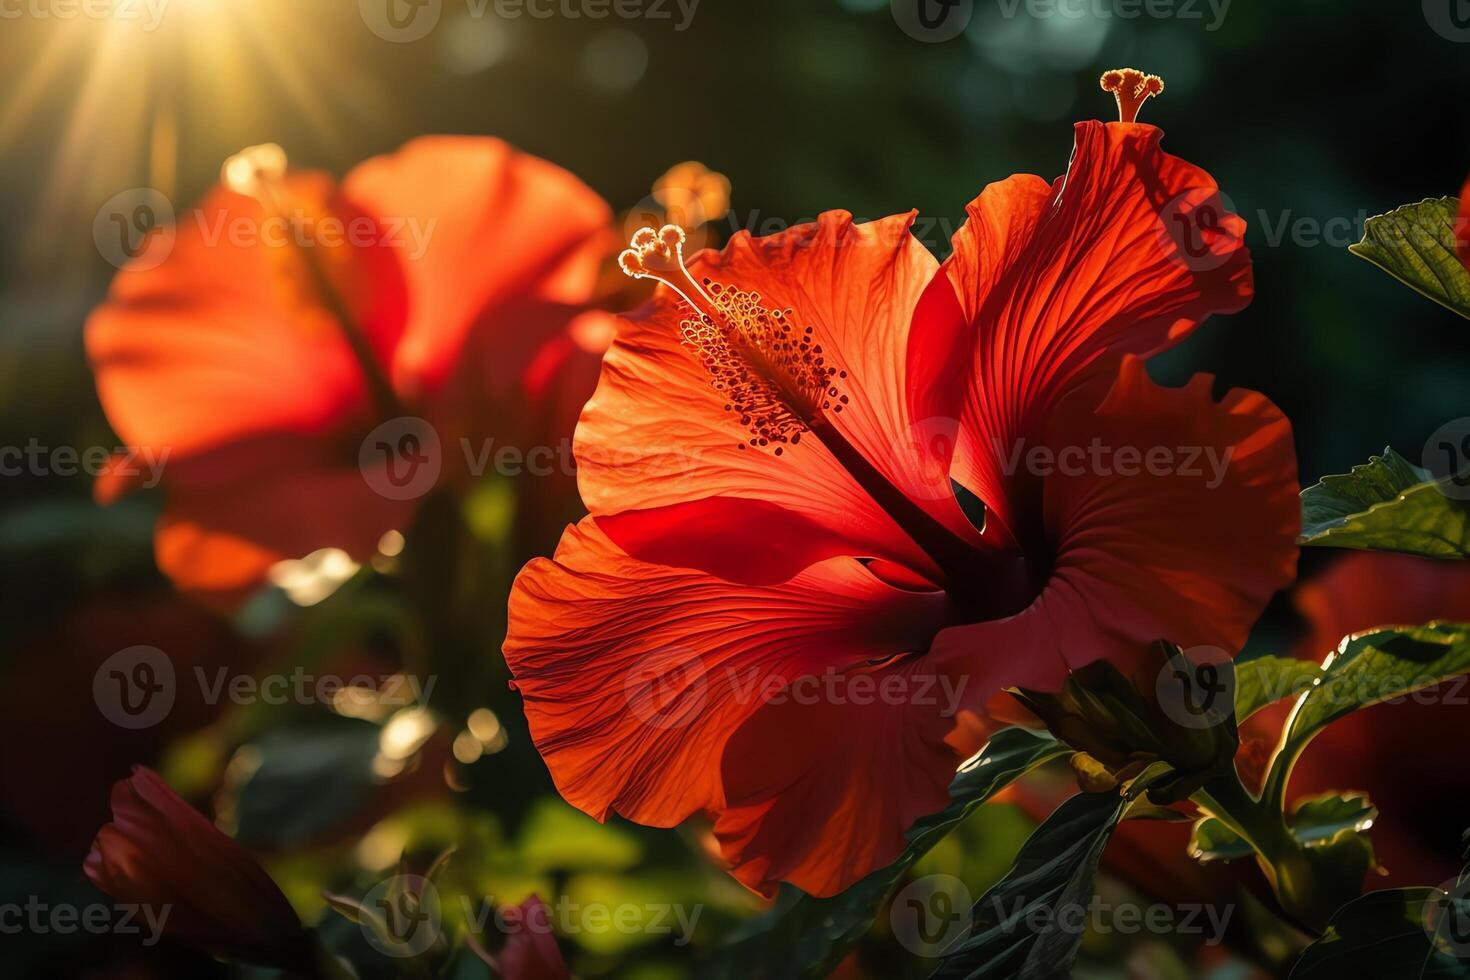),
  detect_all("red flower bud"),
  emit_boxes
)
[476,895,570,980]
[83,767,311,969]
